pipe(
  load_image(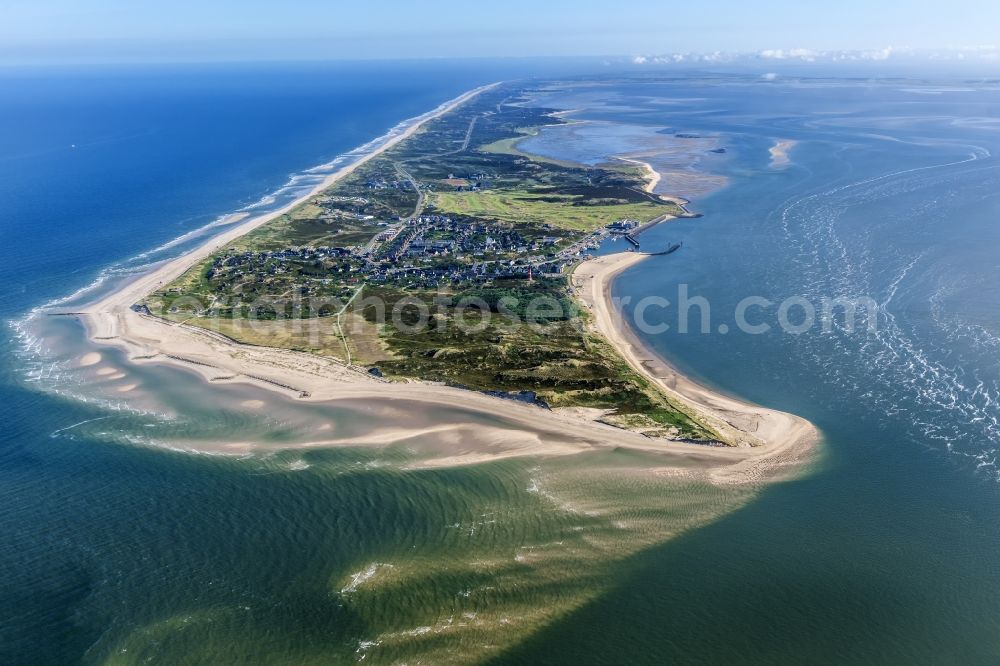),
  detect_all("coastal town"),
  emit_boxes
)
[198,205,631,303]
